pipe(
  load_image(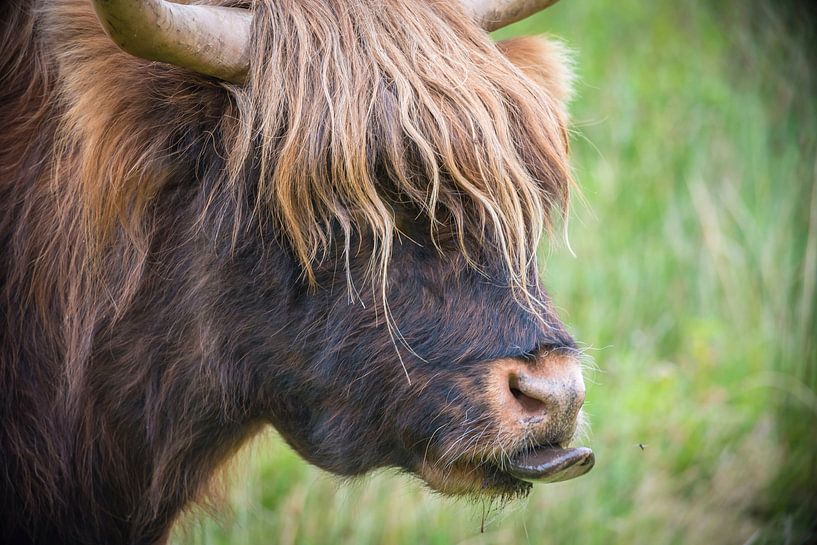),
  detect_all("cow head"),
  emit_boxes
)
[89,0,593,498]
